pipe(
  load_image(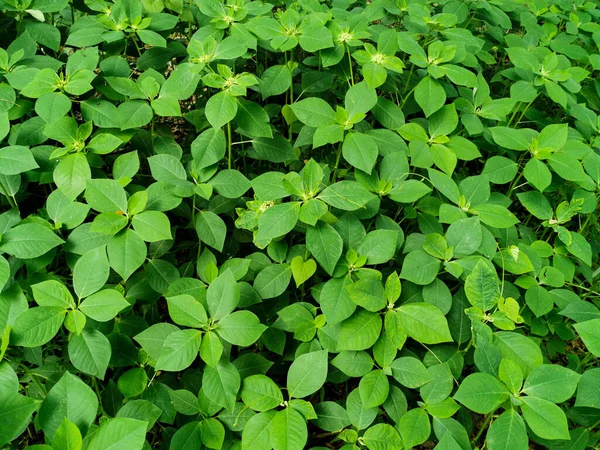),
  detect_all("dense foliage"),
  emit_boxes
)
[0,0,599,448]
